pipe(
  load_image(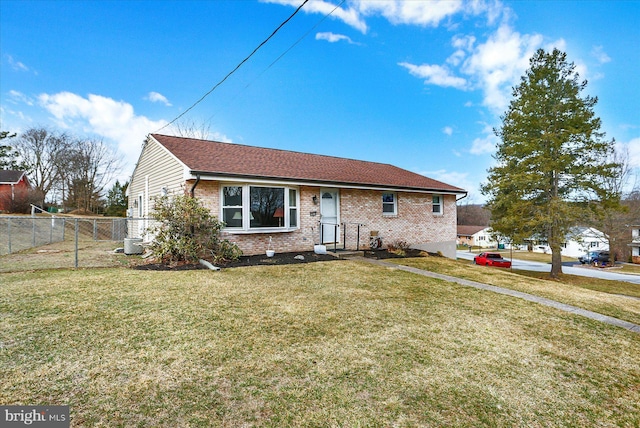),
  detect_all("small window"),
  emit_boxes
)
[289,189,298,228]
[432,195,442,214]
[223,186,243,228]
[382,193,397,215]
